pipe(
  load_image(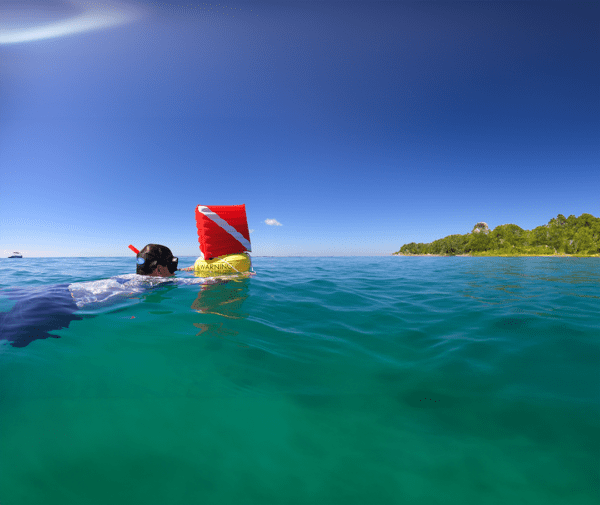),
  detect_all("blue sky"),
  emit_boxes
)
[1,0,598,257]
